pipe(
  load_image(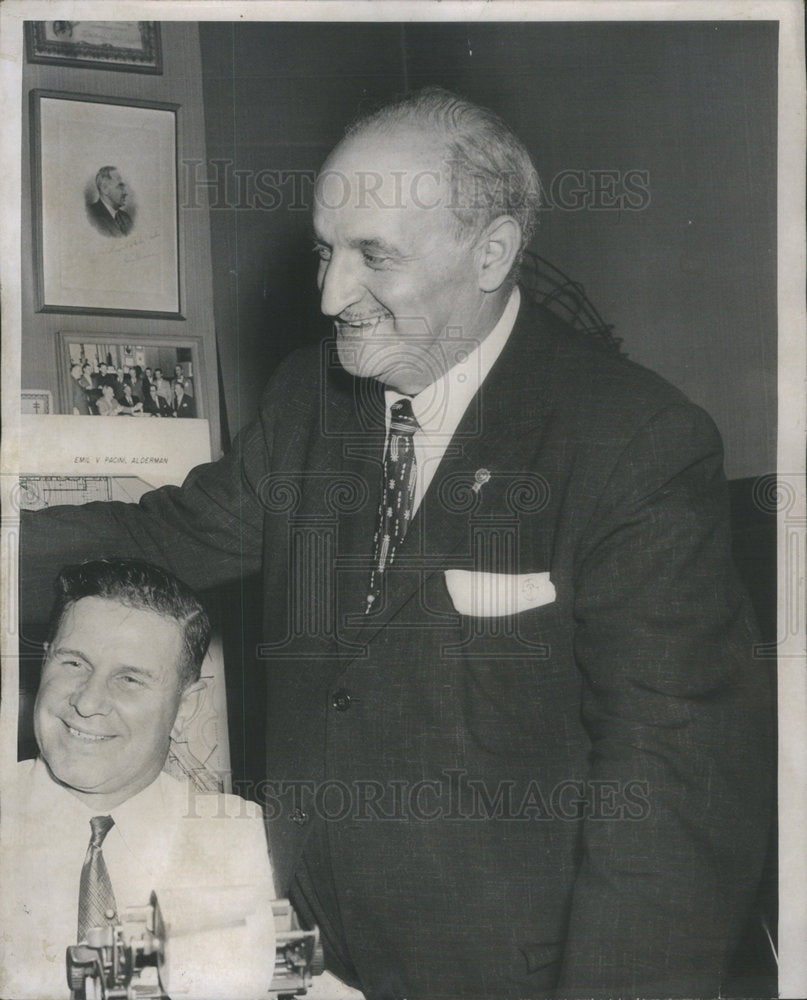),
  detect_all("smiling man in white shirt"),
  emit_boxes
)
[1,558,275,1000]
